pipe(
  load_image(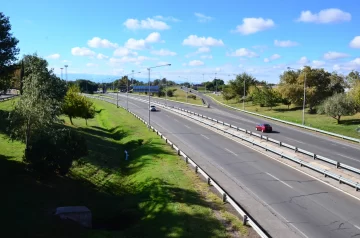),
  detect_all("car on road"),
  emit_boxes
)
[255,123,272,132]
[150,105,157,111]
